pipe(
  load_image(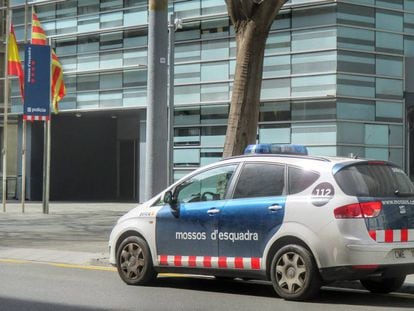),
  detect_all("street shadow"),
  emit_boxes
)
[0,296,113,311]
[148,276,414,308]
